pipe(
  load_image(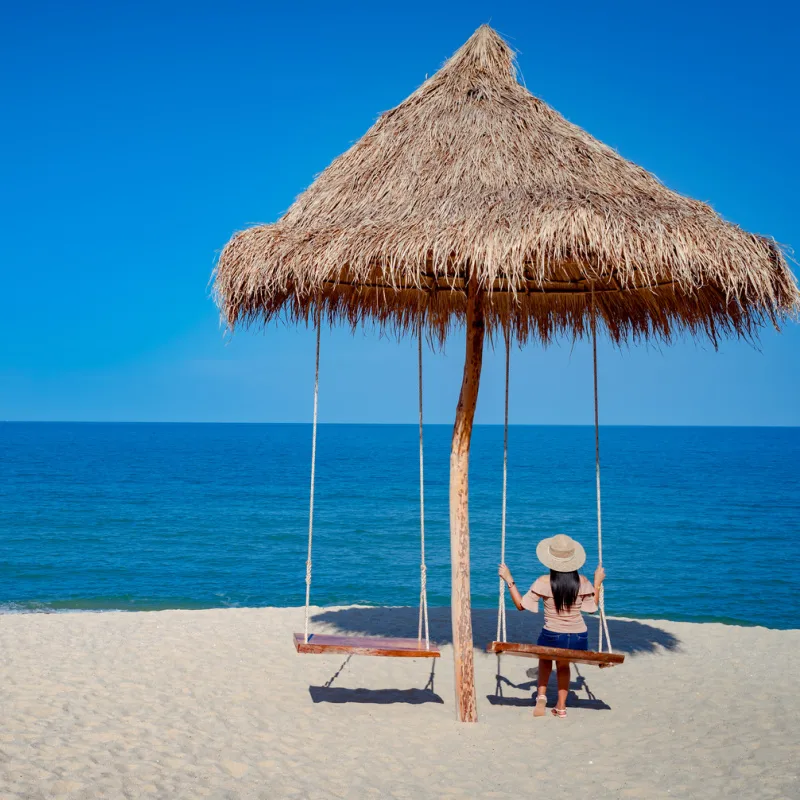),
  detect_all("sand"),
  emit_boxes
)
[1,606,798,799]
